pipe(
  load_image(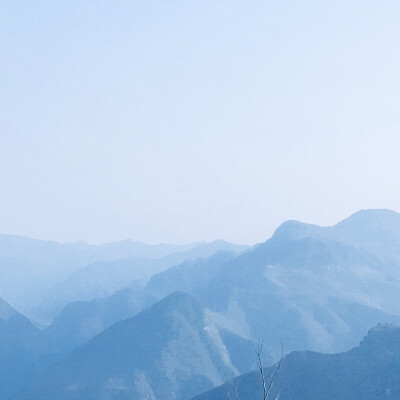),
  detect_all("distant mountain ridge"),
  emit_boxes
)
[273,208,400,260]
[34,241,248,322]
[0,235,248,321]
[36,252,237,355]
